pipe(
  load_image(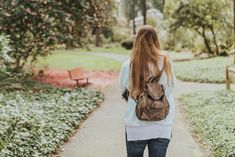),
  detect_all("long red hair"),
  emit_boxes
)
[129,25,173,100]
